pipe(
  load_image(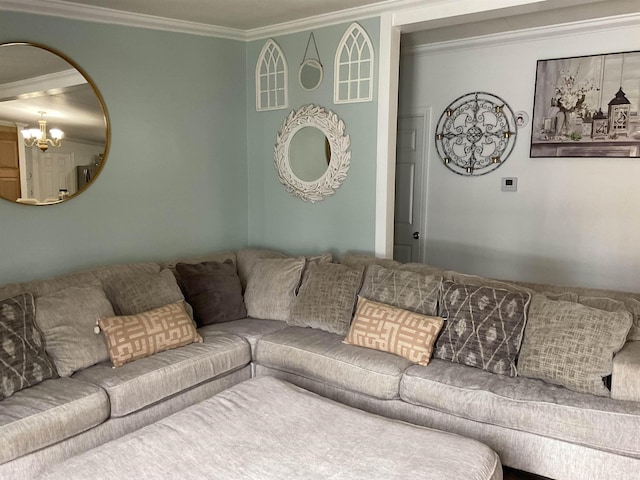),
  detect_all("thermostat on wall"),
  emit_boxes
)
[502,177,517,192]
